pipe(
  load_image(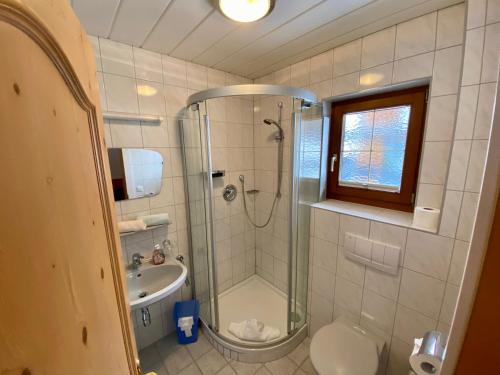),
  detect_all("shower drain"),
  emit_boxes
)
[138,291,148,298]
